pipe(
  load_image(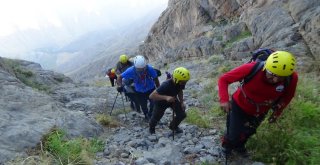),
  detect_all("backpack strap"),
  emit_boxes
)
[134,66,152,80]
[240,62,292,114]
[241,62,265,84]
